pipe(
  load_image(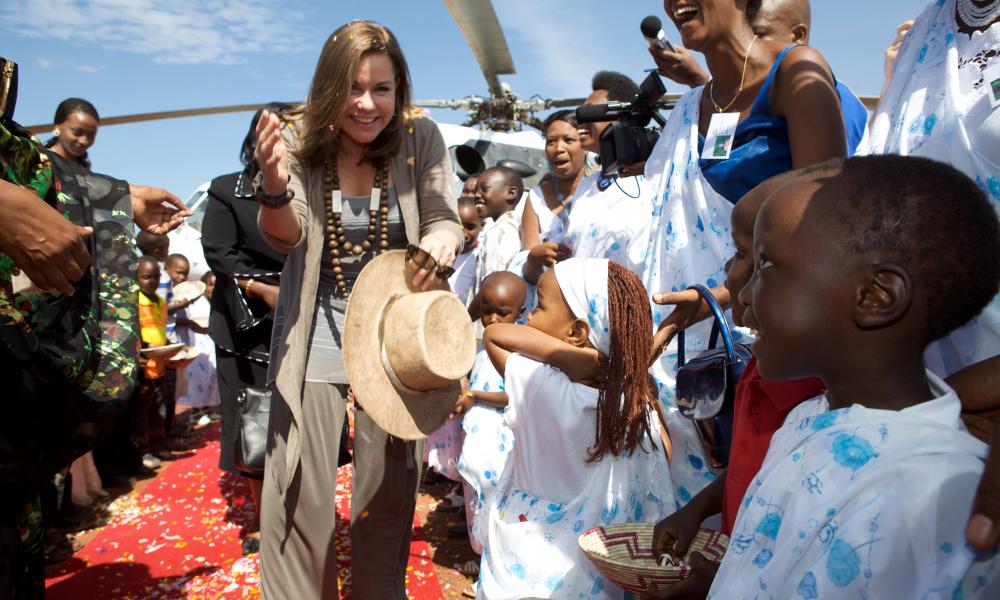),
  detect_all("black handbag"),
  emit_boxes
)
[675,284,752,469]
[234,387,272,476]
[233,387,353,476]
